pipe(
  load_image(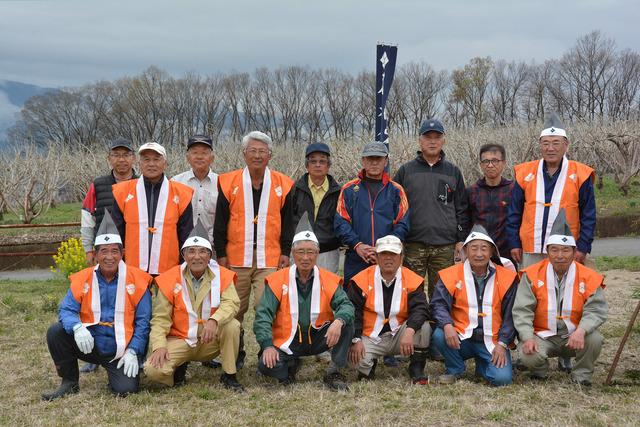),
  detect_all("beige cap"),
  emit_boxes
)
[138,141,167,158]
[375,235,403,254]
